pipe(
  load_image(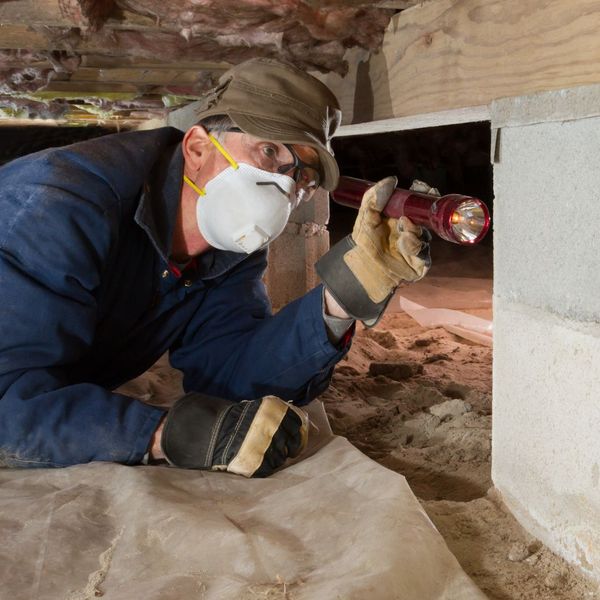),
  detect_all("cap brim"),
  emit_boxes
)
[228,112,340,191]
